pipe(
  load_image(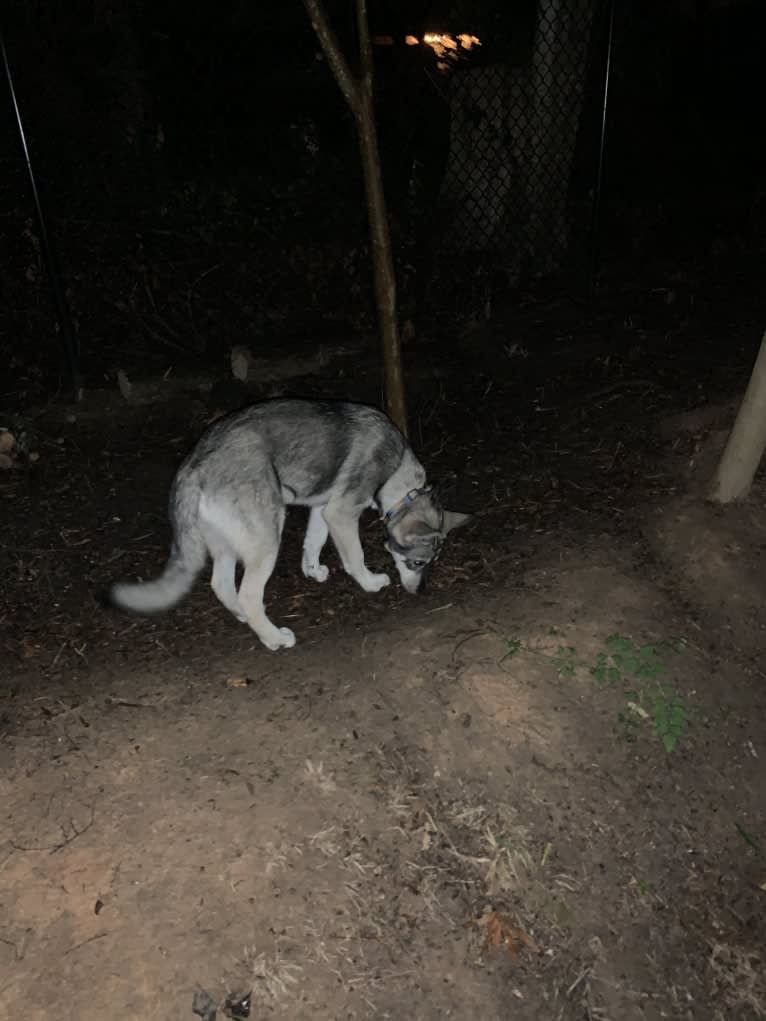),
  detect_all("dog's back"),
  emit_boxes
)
[178,399,406,508]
